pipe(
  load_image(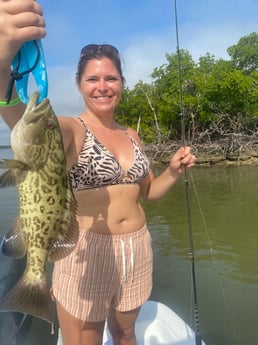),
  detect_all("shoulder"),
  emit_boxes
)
[58,116,80,129]
[57,116,83,138]
[57,116,85,158]
[125,126,143,148]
